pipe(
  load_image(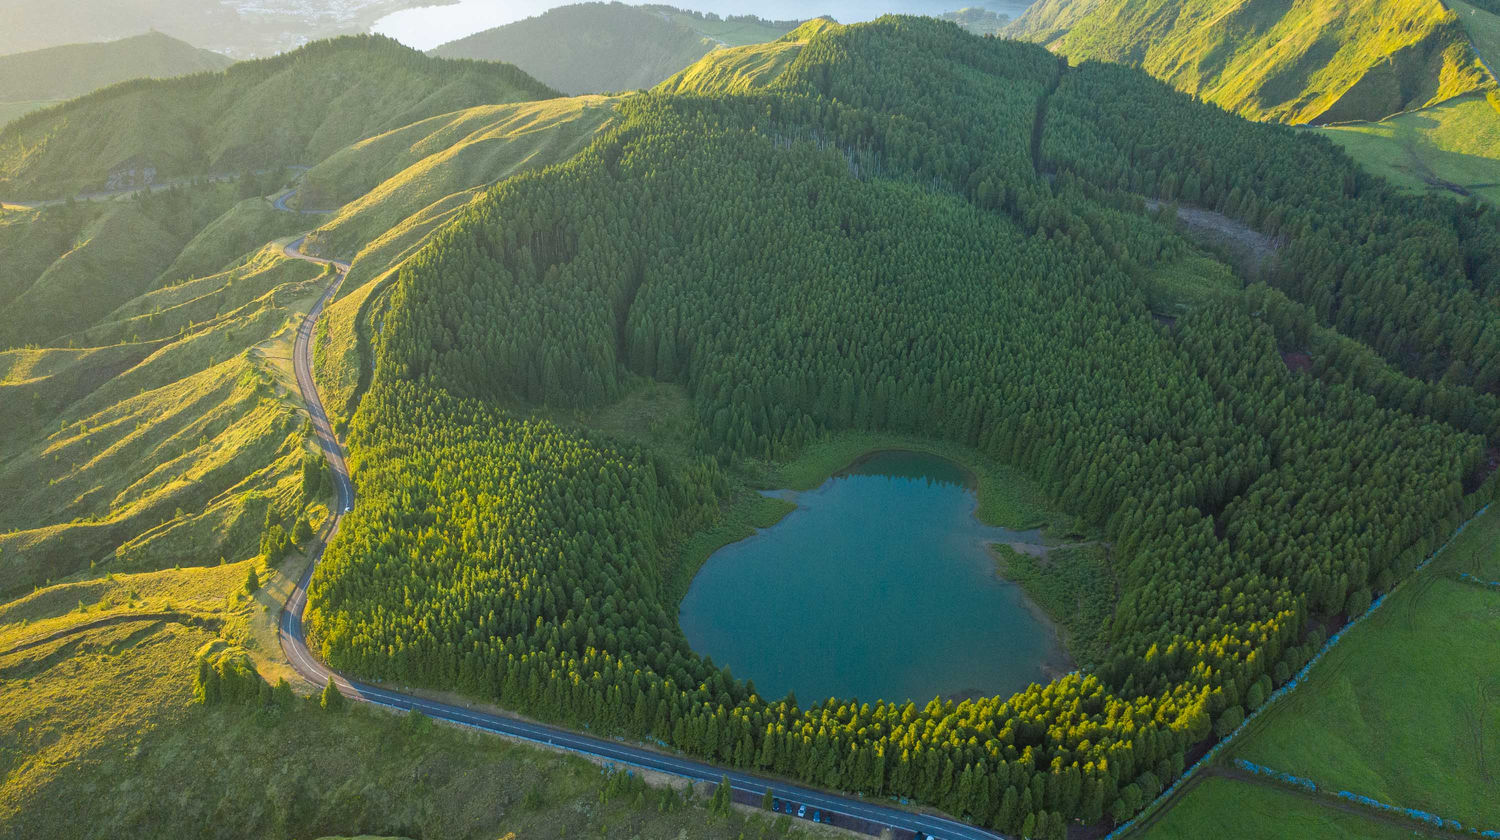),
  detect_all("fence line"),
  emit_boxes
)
[1233,759,1499,838]
[1458,572,1500,589]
